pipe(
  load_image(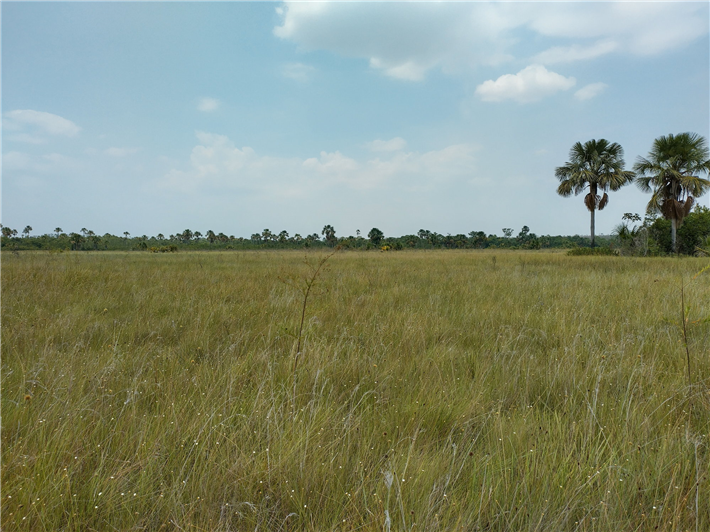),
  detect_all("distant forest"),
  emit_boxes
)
[2,206,710,256]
